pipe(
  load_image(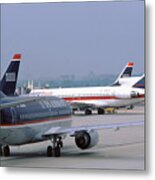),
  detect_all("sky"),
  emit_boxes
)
[1,0,144,80]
